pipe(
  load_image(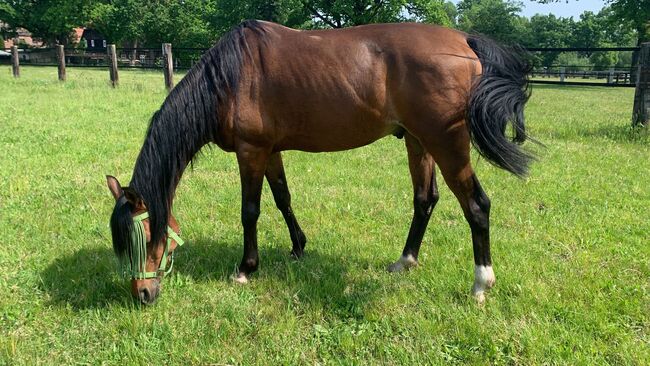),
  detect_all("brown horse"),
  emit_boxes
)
[106,20,532,305]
